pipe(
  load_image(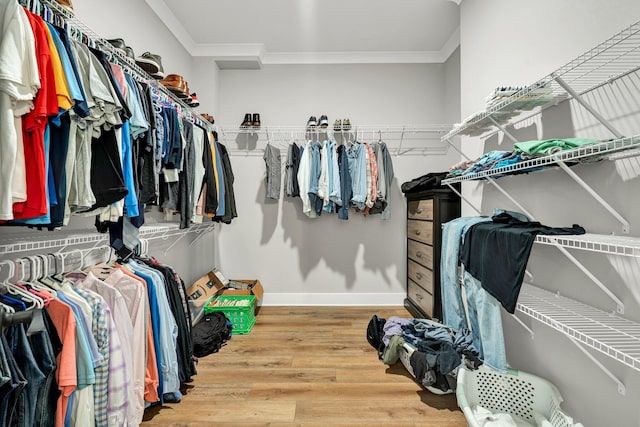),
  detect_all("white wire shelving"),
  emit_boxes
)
[517,284,640,374]
[442,135,640,184]
[535,233,640,258]
[0,222,213,255]
[217,125,453,156]
[443,20,640,140]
